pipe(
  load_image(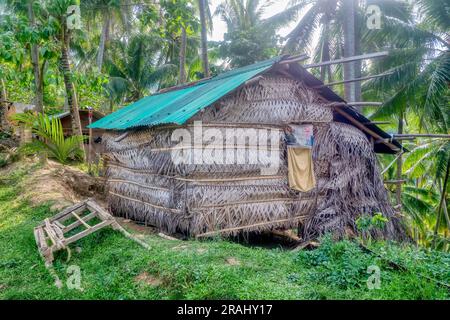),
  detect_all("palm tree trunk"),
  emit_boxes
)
[0,79,7,129]
[60,21,83,140]
[27,0,44,113]
[342,0,357,103]
[433,159,450,247]
[320,17,331,82]
[178,26,187,84]
[396,112,404,205]
[440,185,450,230]
[198,0,210,77]
[96,10,110,72]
